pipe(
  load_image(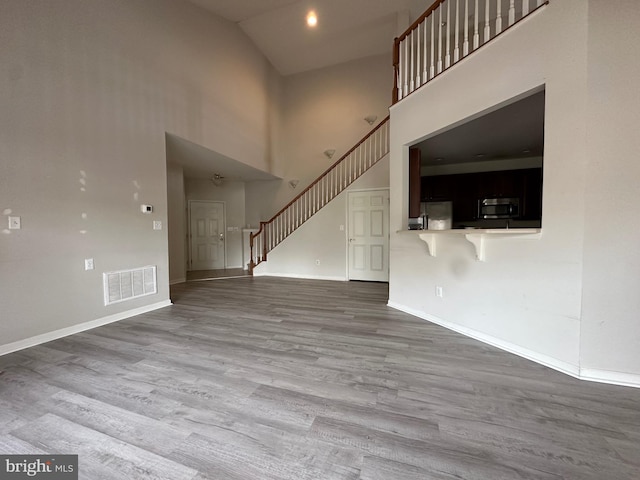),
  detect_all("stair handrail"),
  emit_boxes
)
[250,115,390,271]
